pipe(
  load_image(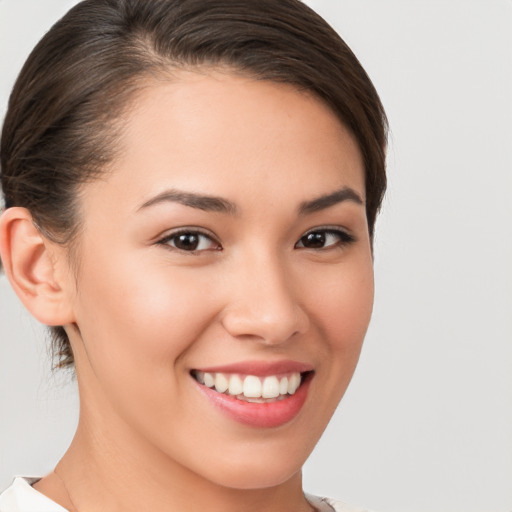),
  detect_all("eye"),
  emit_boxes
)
[158,229,220,252]
[295,228,355,250]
